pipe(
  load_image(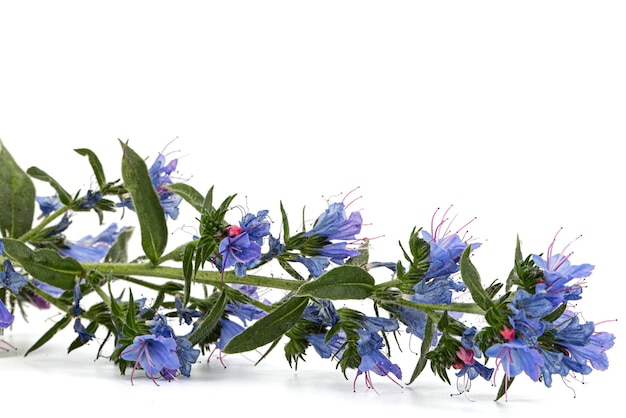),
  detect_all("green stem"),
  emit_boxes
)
[18,206,70,242]
[81,262,303,292]
[374,296,486,317]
